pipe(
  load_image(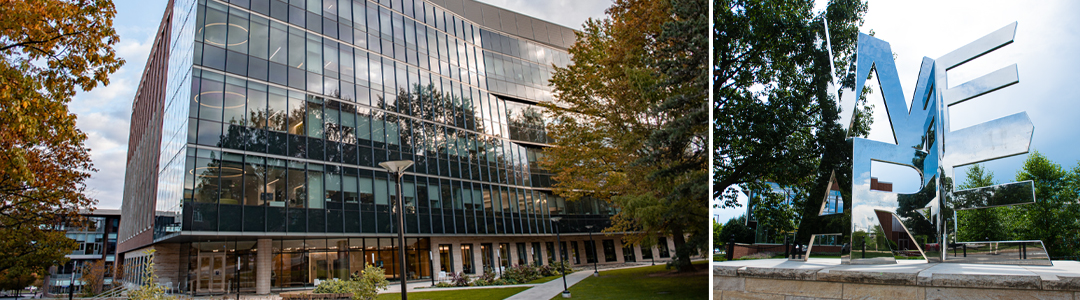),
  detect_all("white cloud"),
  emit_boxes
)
[476,0,612,30]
